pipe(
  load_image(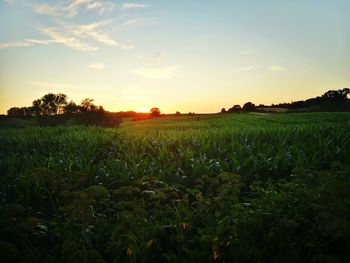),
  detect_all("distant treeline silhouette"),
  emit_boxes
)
[5,88,350,126]
[222,88,350,113]
[7,93,122,127]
